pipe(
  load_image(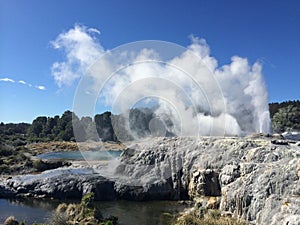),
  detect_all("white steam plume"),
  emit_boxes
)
[52,25,271,136]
